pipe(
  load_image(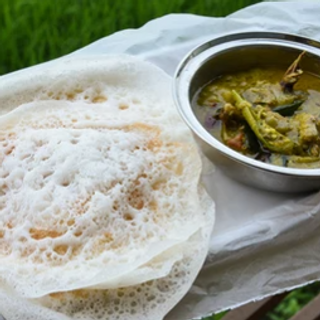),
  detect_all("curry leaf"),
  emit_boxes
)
[273,100,304,116]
